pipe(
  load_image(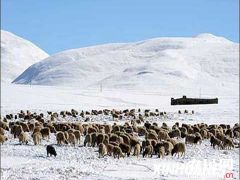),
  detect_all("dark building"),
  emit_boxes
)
[171,96,218,105]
